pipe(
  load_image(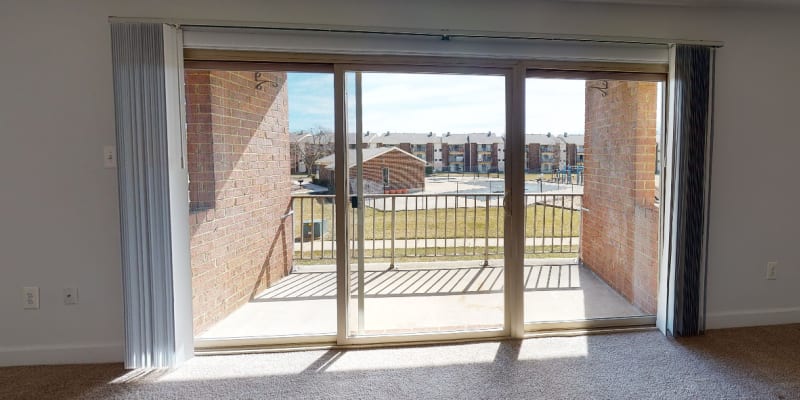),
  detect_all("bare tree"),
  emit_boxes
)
[291,126,334,175]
